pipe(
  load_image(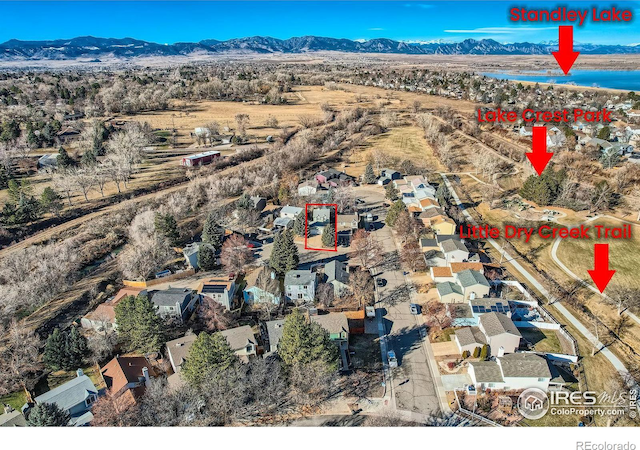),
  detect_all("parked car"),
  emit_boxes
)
[376,278,385,287]
[410,303,420,315]
[466,384,477,394]
[387,350,398,368]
